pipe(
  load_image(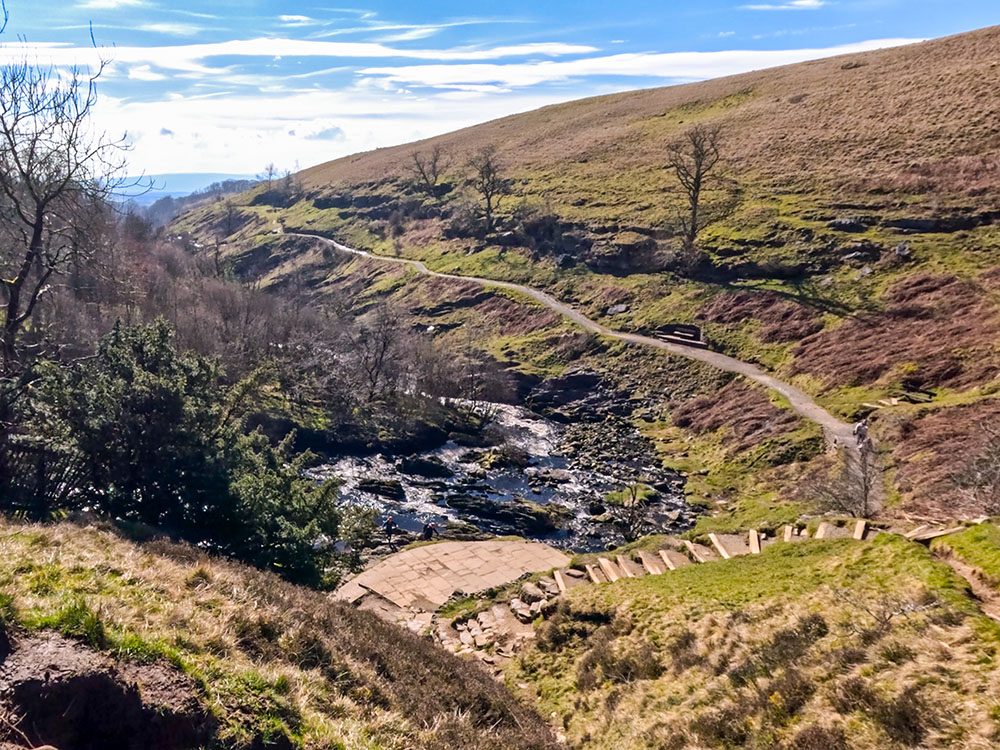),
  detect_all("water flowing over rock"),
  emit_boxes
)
[308,402,692,552]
